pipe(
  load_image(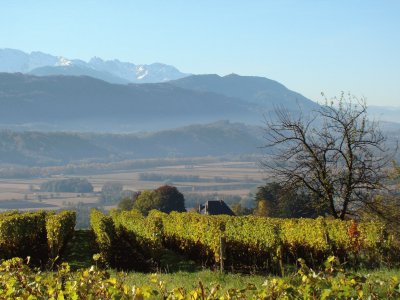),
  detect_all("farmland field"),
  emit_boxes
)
[0,160,264,212]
